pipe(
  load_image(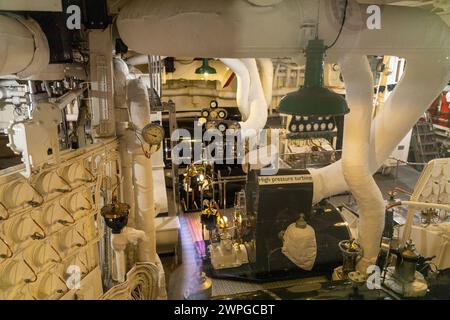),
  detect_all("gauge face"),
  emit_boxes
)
[210,110,218,119]
[210,100,219,109]
[298,124,305,132]
[201,110,210,117]
[142,123,165,146]
[218,110,227,119]
[320,123,327,131]
[218,123,227,132]
[306,124,312,131]
[328,122,334,130]
[289,124,297,132]
[313,123,319,131]
[198,117,207,125]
